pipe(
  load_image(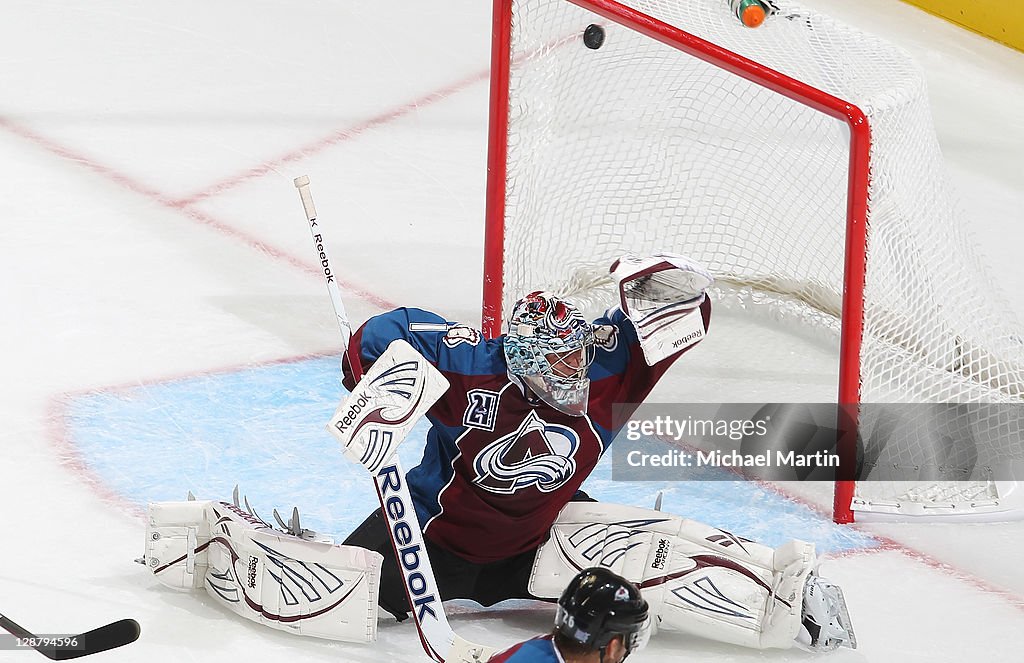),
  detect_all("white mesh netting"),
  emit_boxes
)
[493,0,1024,514]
